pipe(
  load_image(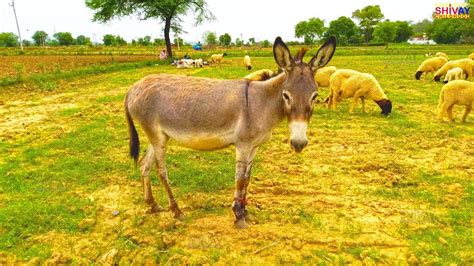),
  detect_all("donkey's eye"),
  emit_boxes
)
[282,92,291,102]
